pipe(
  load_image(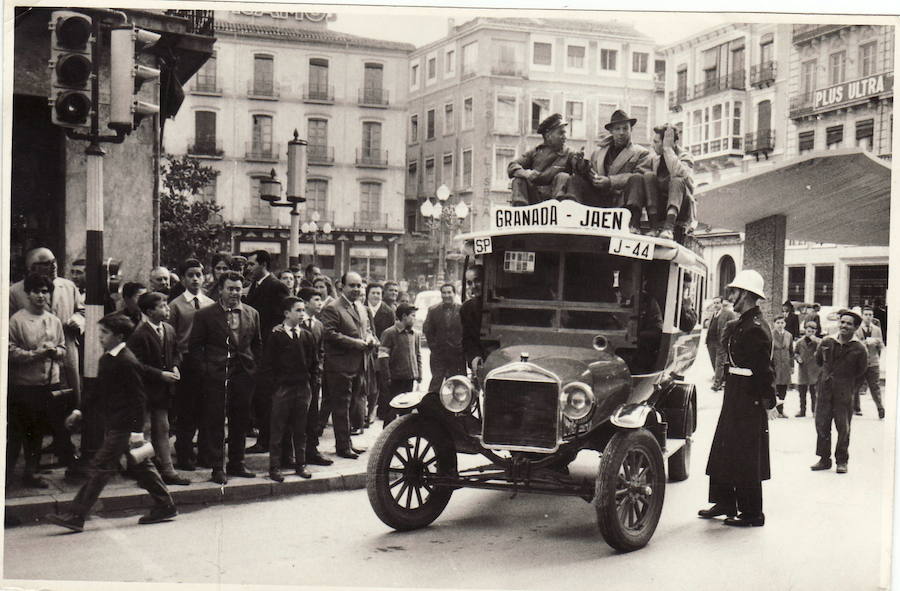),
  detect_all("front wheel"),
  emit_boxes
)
[366,414,457,531]
[594,429,666,552]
